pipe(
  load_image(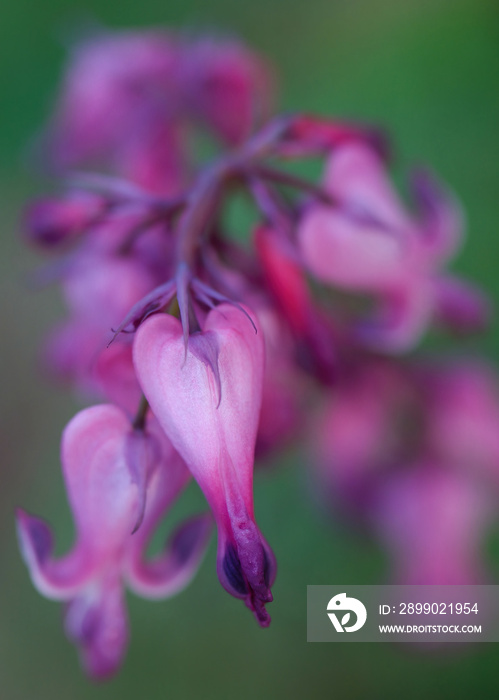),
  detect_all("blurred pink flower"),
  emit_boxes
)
[426,362,499,485]
[372,464,493,585]
[25,192,105,248]
[254,304,307,458]
[312,359,499,583]
[17,405,211,677]
[47,32,181,180]
[312,360,411,518]
[298,144,487,350]
[181,37,273,145]
[44,253,156,411]
[255,224,336,382]
[45,31,272,193]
